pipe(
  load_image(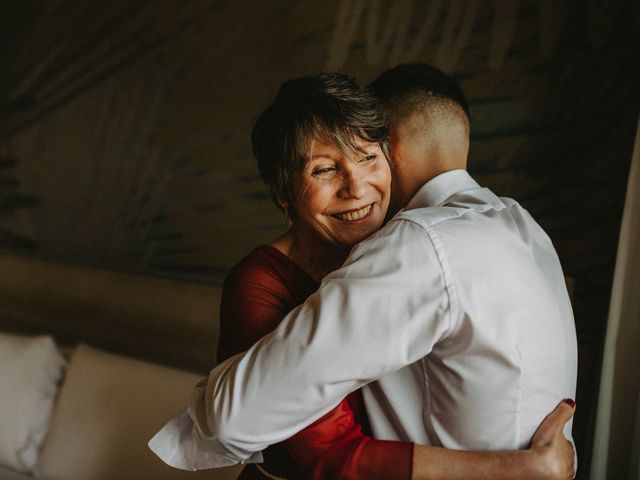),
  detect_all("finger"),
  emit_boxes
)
[545,399,576,431]
[532,399,576,442]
